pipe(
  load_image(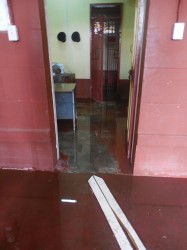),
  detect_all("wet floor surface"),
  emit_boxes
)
[0,170,187,250]
[56,100,132,174]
